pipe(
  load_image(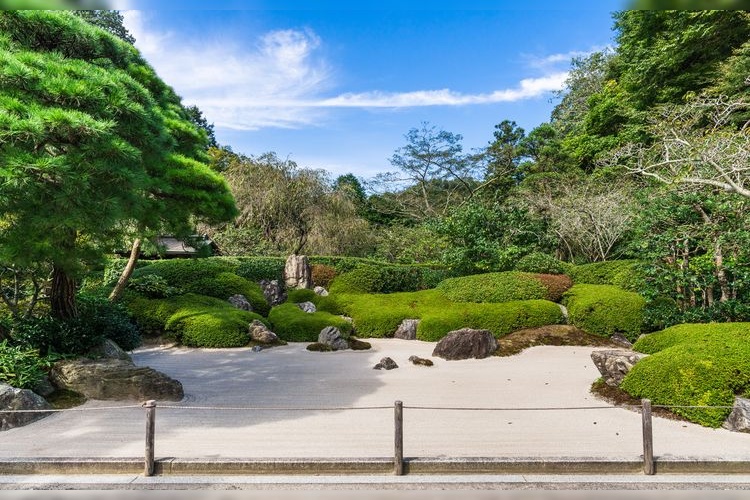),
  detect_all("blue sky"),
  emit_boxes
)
[112,0,626,179]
